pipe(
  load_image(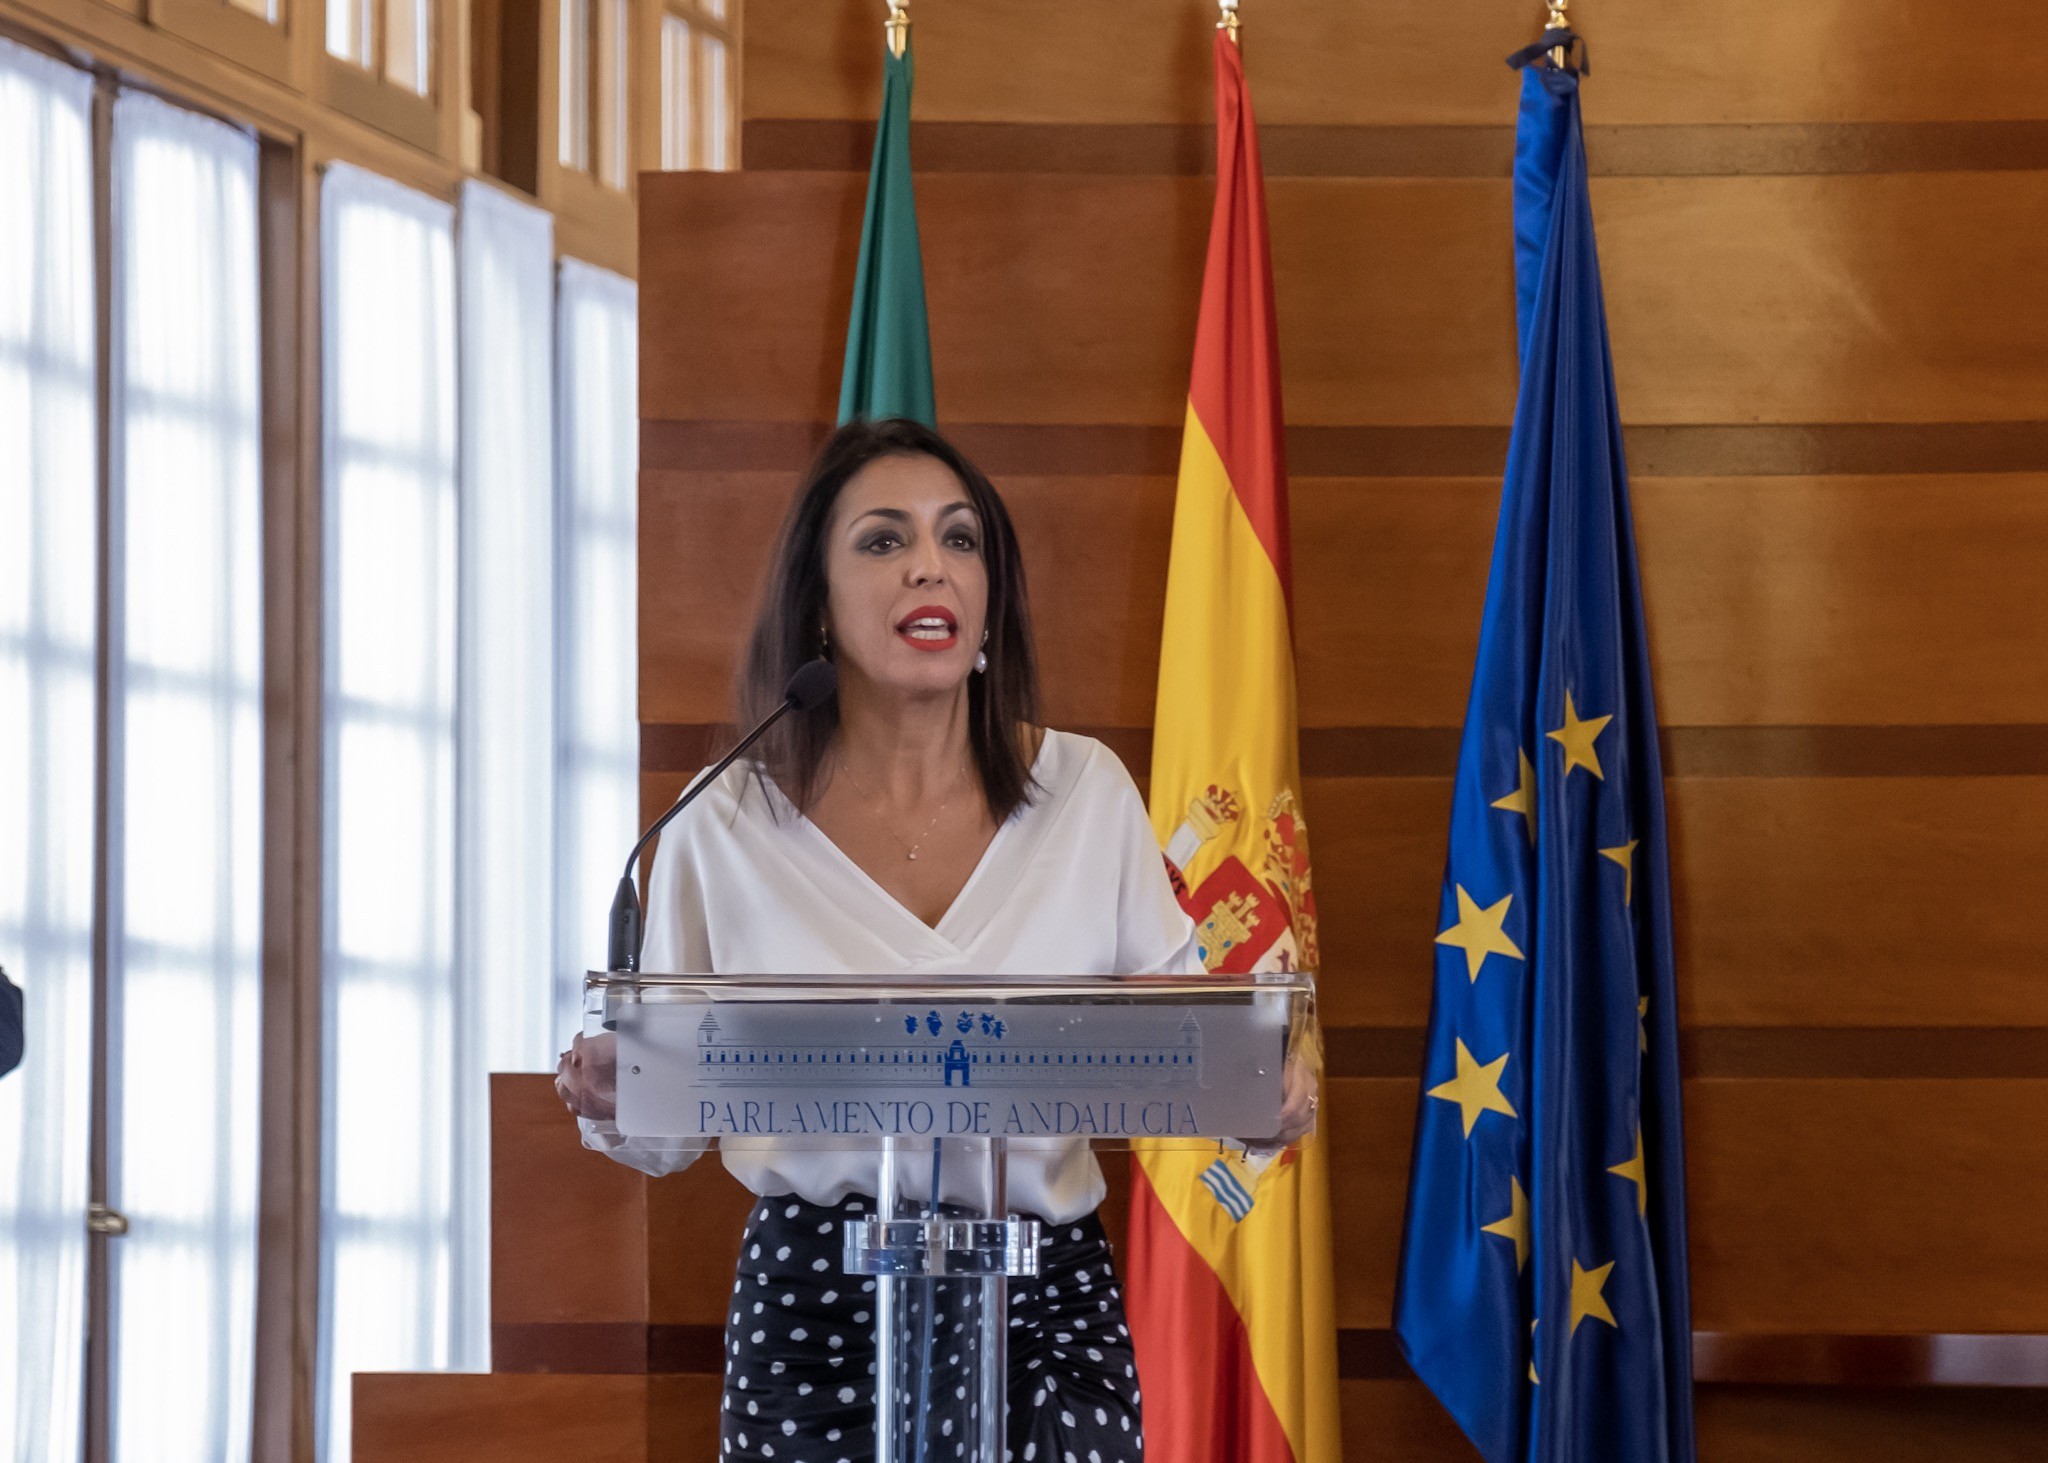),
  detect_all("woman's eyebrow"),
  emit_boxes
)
[850,507,911,527]
[851,501,977,527]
